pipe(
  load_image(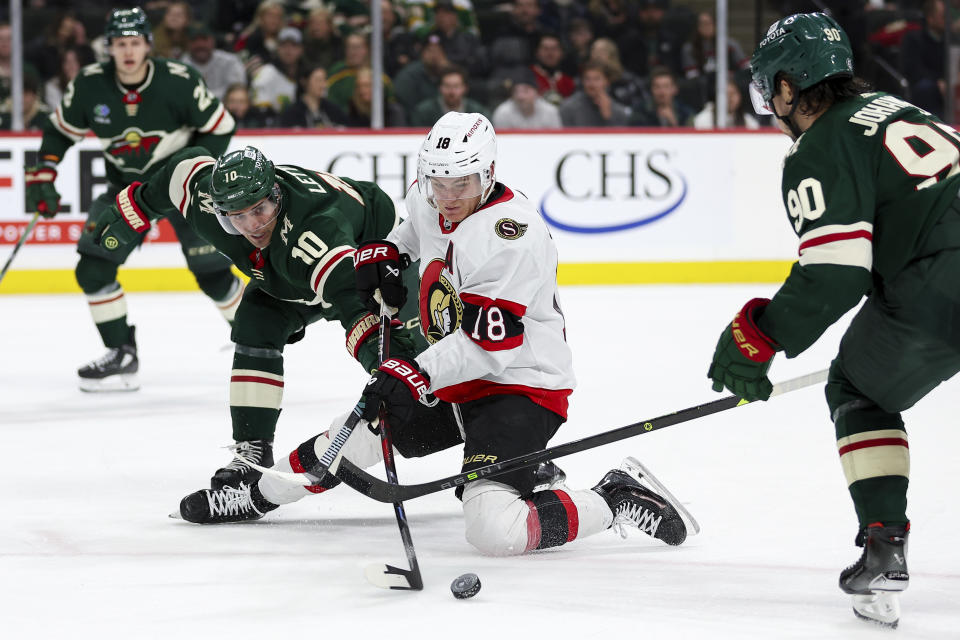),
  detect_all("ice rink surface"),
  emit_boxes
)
[3,286,958,639]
